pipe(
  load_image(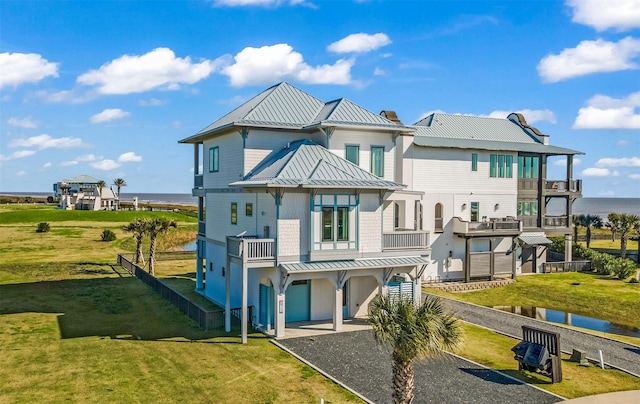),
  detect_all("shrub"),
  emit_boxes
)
[610,258,637,280]
[101,229,117,242]
[36,222,50,233]
[591,252,615,275]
